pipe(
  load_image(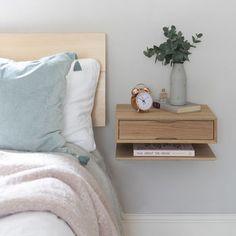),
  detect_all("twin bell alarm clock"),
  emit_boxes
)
[131,83,153,112]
